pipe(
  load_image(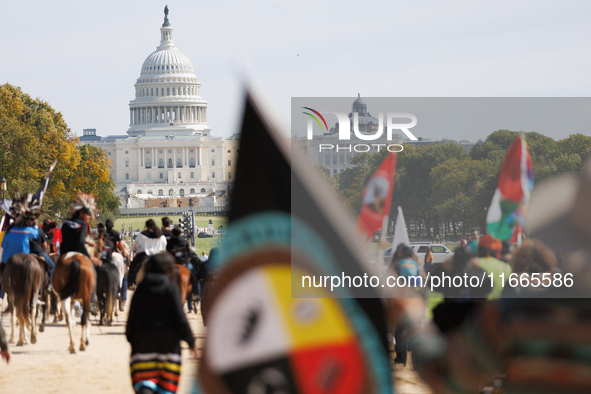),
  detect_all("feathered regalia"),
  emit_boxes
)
[68,193,98,219]
[9,194,43,227]
[0,160,57,238]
